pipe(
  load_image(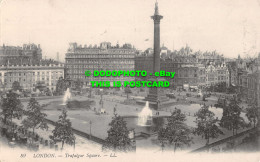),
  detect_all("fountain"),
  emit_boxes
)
[61,88,72,105]
[137,101,153,126]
